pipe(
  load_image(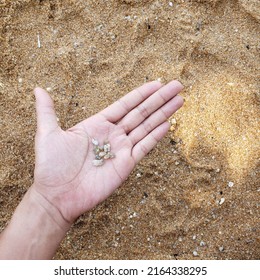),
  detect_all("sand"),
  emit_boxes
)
[0,0,259,259]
